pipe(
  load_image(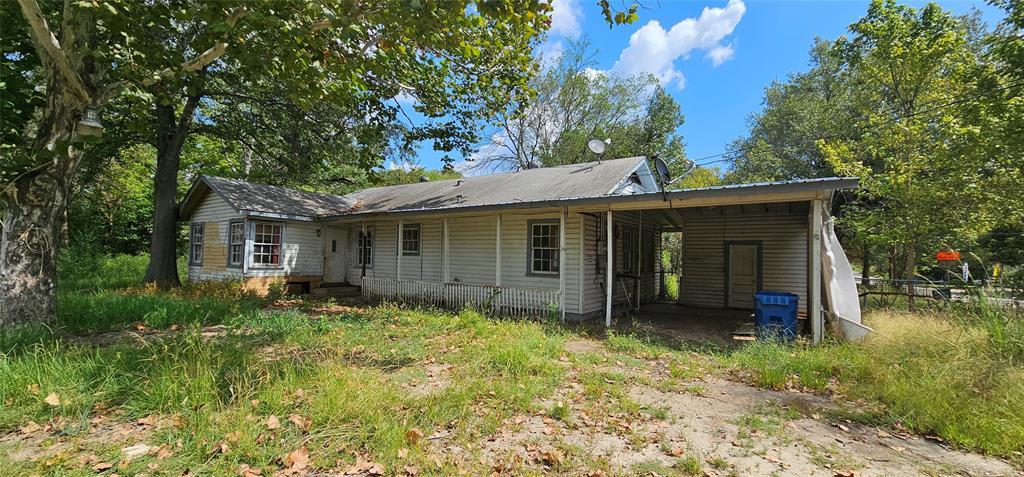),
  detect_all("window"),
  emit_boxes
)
[358,227,373,267]
[228,221,244,267]
[620,225,638,275]
[189,223,204,265]
[402,224,420,256]
[528,221,559,274]
[252,222,283,266]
